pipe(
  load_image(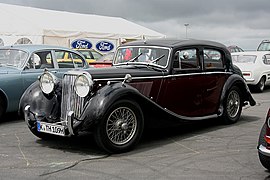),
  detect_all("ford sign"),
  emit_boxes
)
[71,39,92,49]
[96,41,114,52]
